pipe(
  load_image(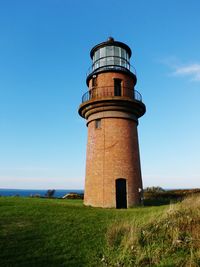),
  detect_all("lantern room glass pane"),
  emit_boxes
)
[100,47,106,58]
[100,58,106,67]
[126,52,129,61]
[106,46,114,56]
[121,58,126,67]
[114,57,120,65]
[121,48,125,59]
[93,50,100,62]
[114,46,120,57]
[107,56,114,66]
[95,62,100,69]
